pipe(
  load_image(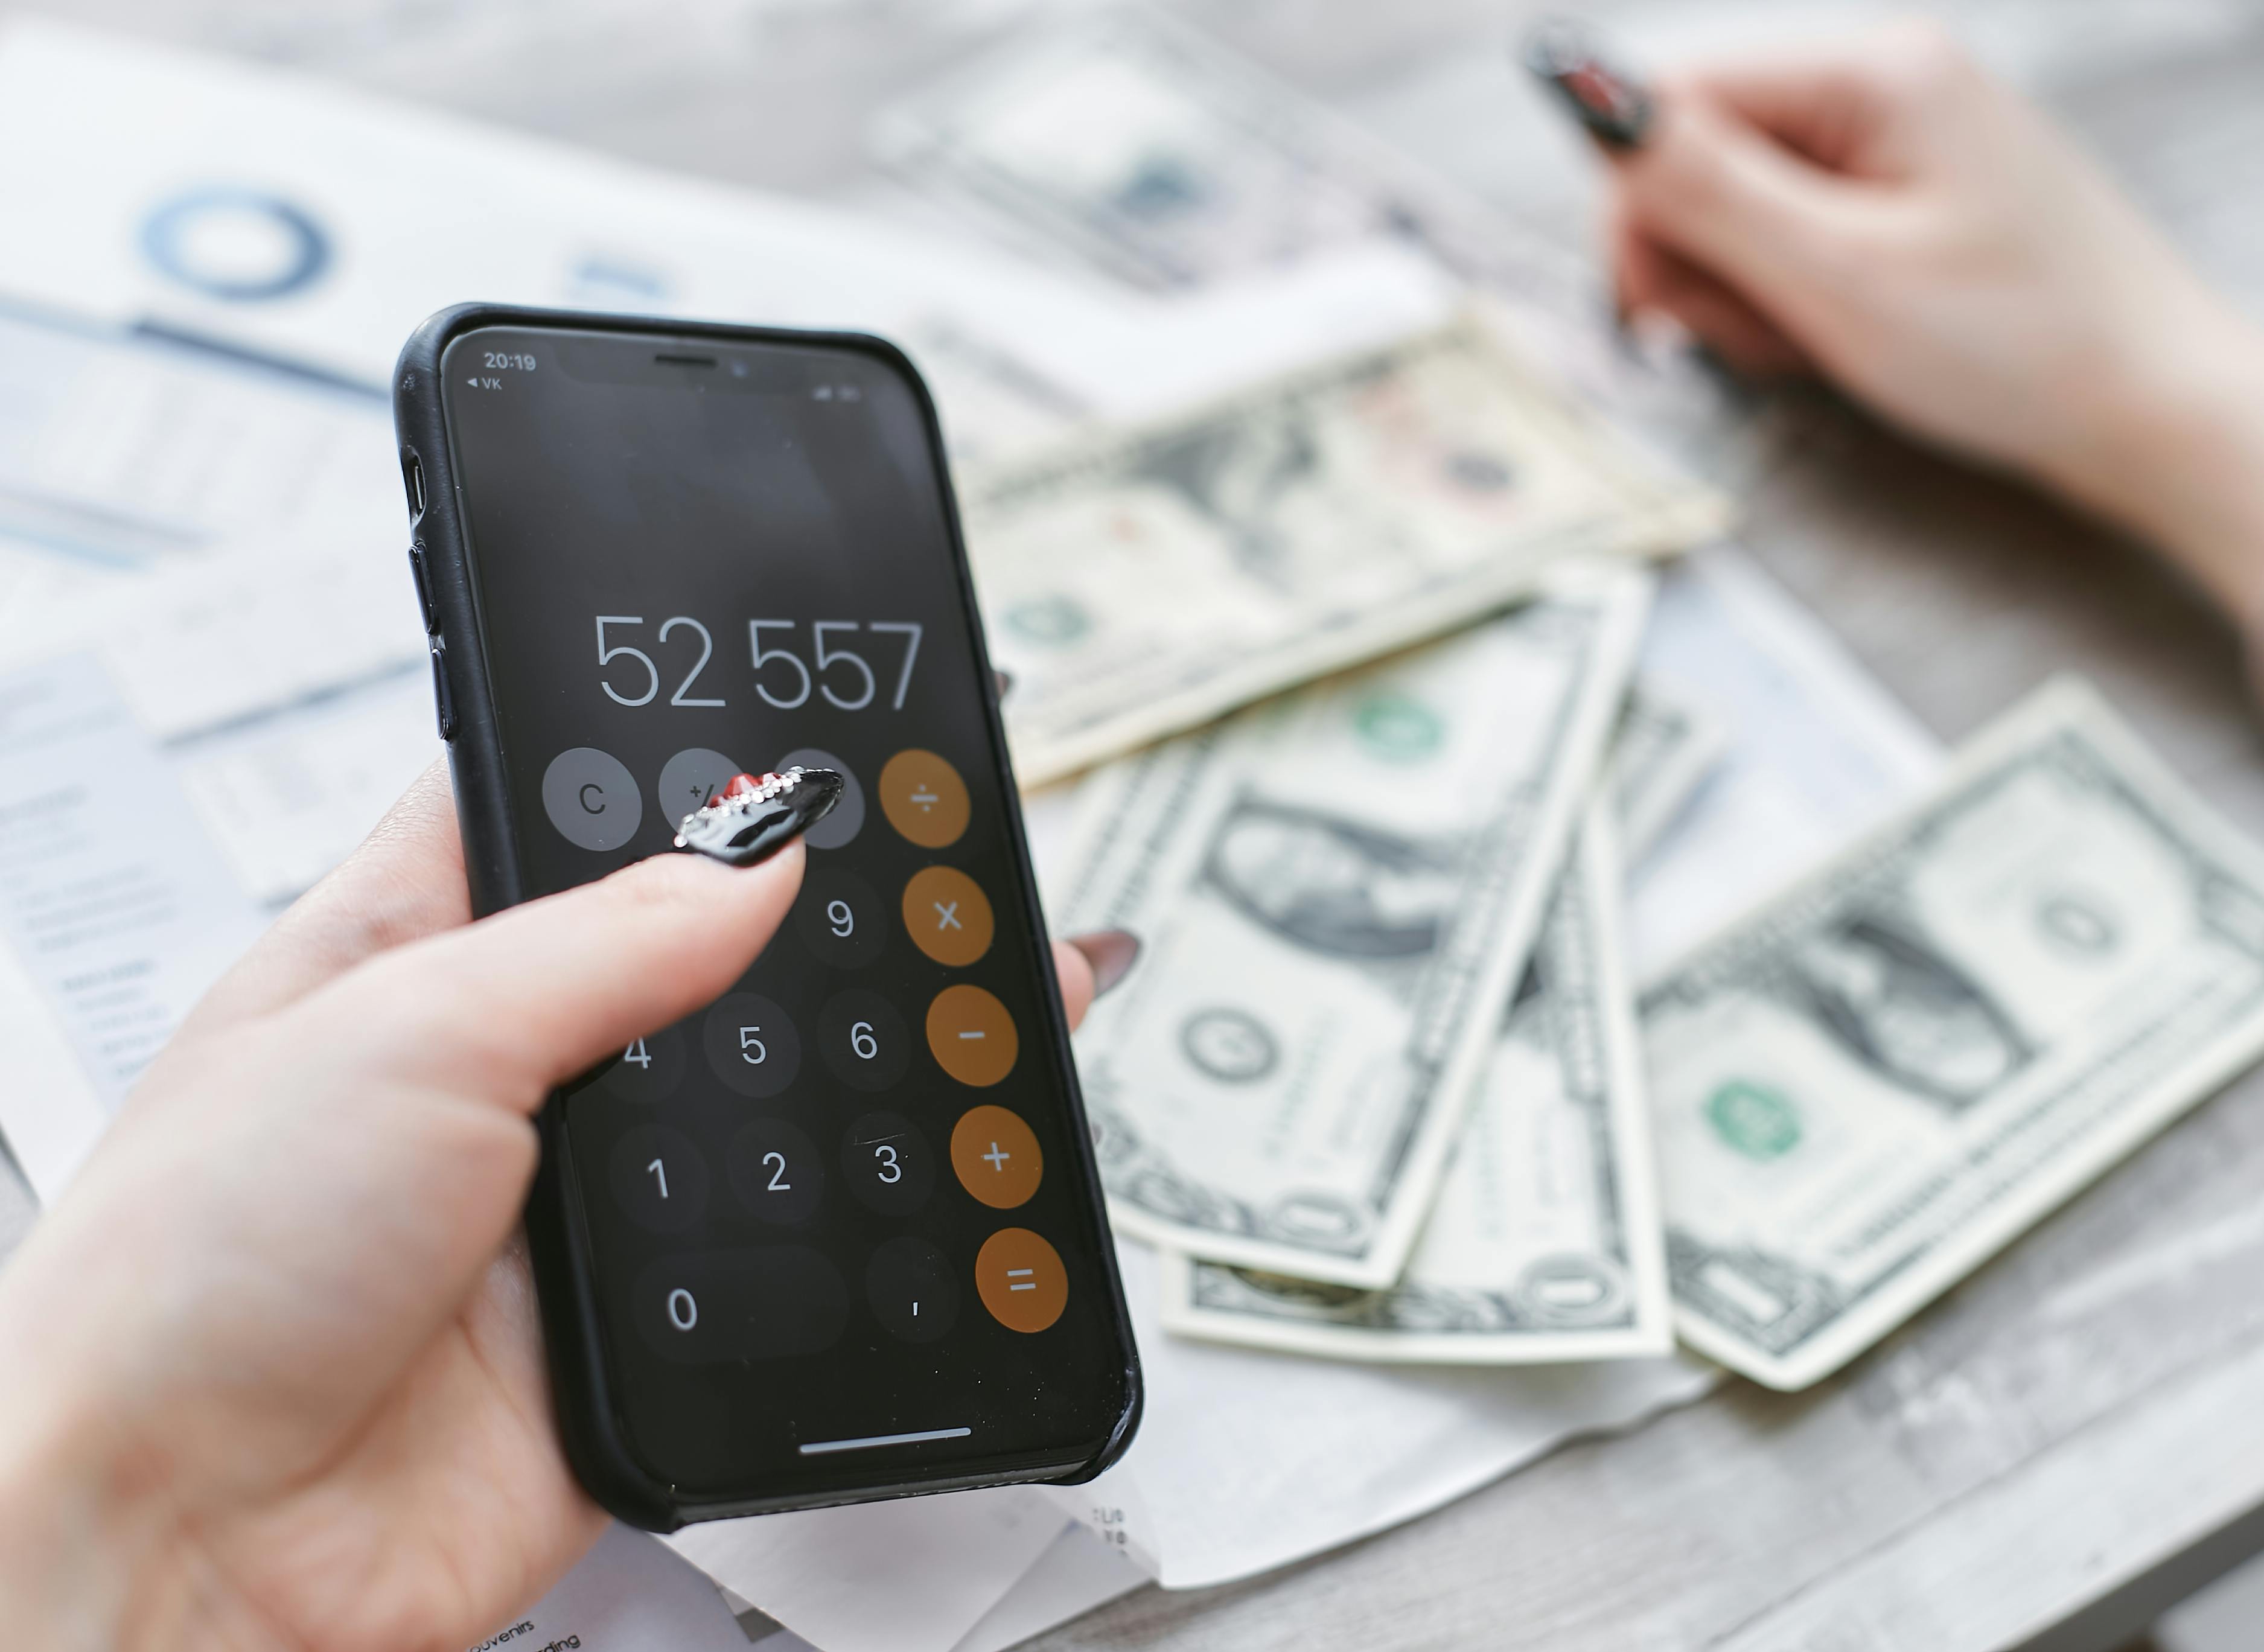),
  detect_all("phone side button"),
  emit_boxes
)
[407,540,438,634]
[429,640,456,741]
